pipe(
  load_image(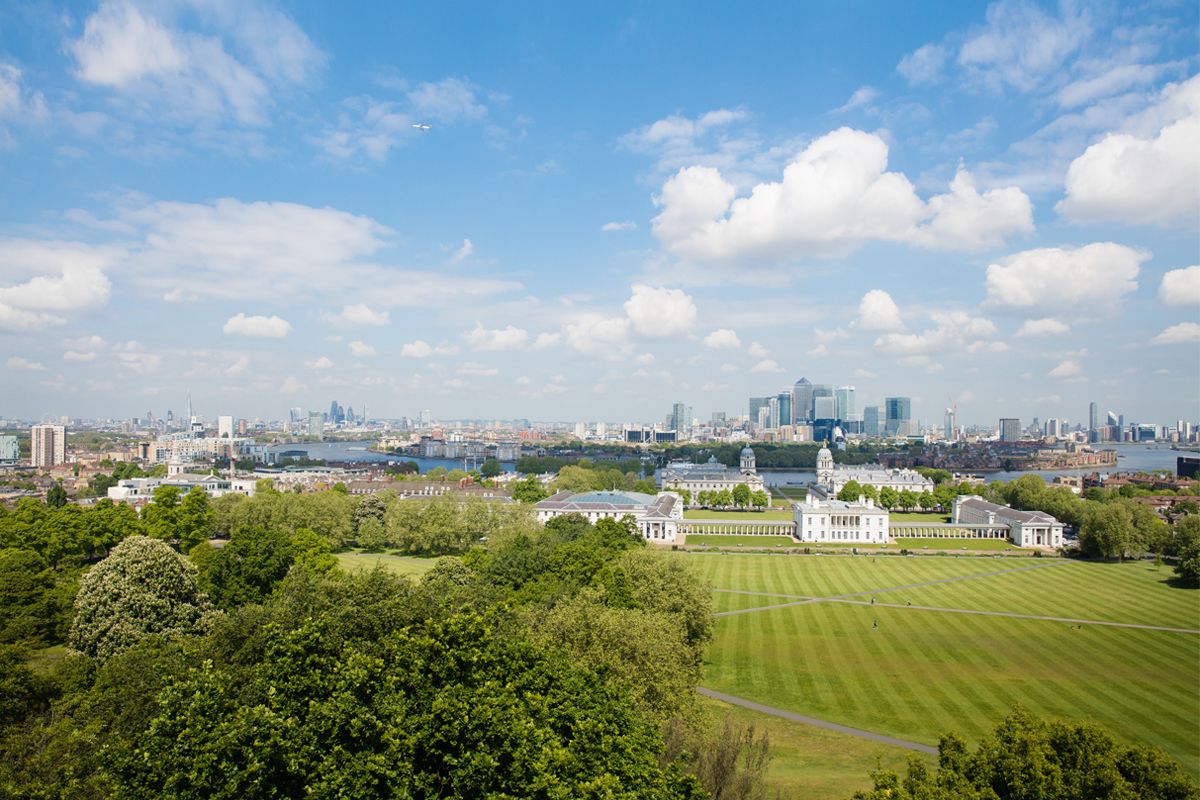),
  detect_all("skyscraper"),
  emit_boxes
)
[31,424,65,468]
[834,386,856,421]
[999,418,1021,442]
[1088,401,1099,442]
[218,415,234,439]
[944,407,957,440]
[308,411,324,440]
[776,391,792,427]
[863,406,882,436]
[749,396,771,428]
[792,378,813,424]
[884,397,912,436]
